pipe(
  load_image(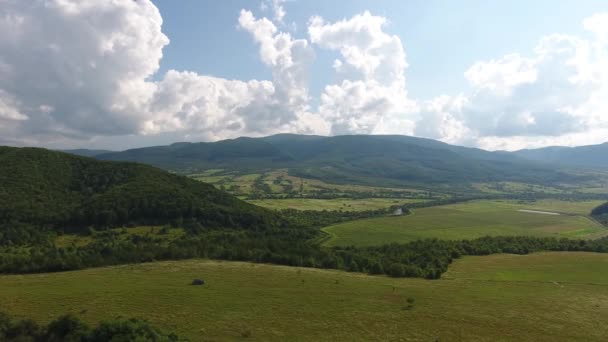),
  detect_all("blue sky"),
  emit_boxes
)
[153,0,608,100]
[1,0,608,150]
